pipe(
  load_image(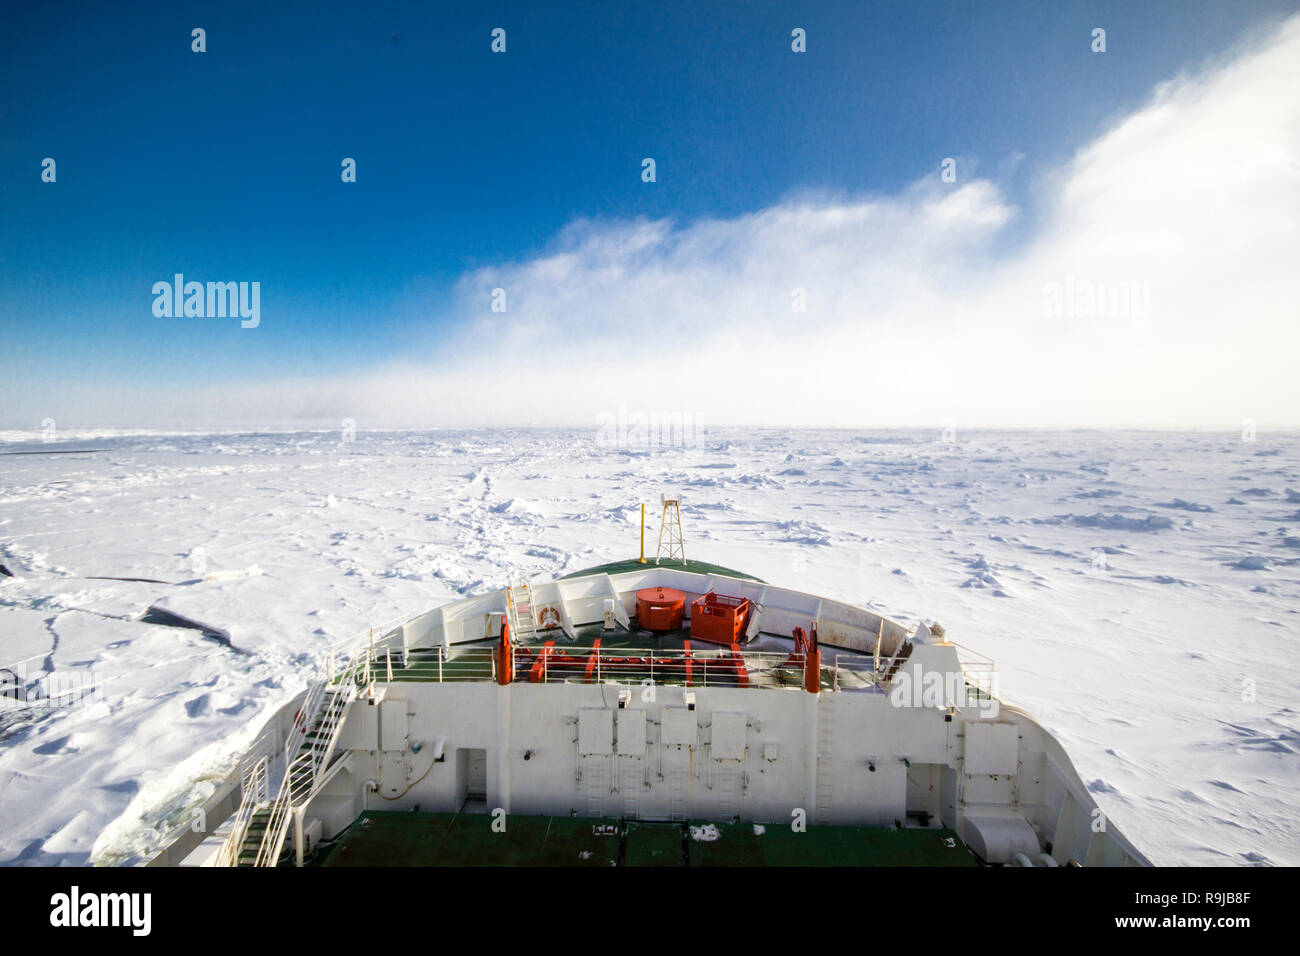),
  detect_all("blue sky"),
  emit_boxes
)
[2,0,1298,428]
